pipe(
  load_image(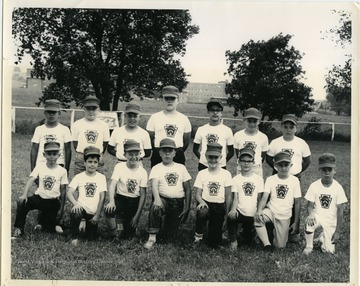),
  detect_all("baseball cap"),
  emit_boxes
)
[162,85,179,98]
[205,142,223,156]
[159,138,176,149]
[243,108,261,120]
[44,141,60,151]
[124,139,141,152]
[125,103,141,114]
[44,99,60,112]
[281,114,298,125]
[84,146,101,157]
[239,147,255,159]
[274,151,292,164]
[83,95,100,107]
[206,98,223,111]
[318,153,336,168]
